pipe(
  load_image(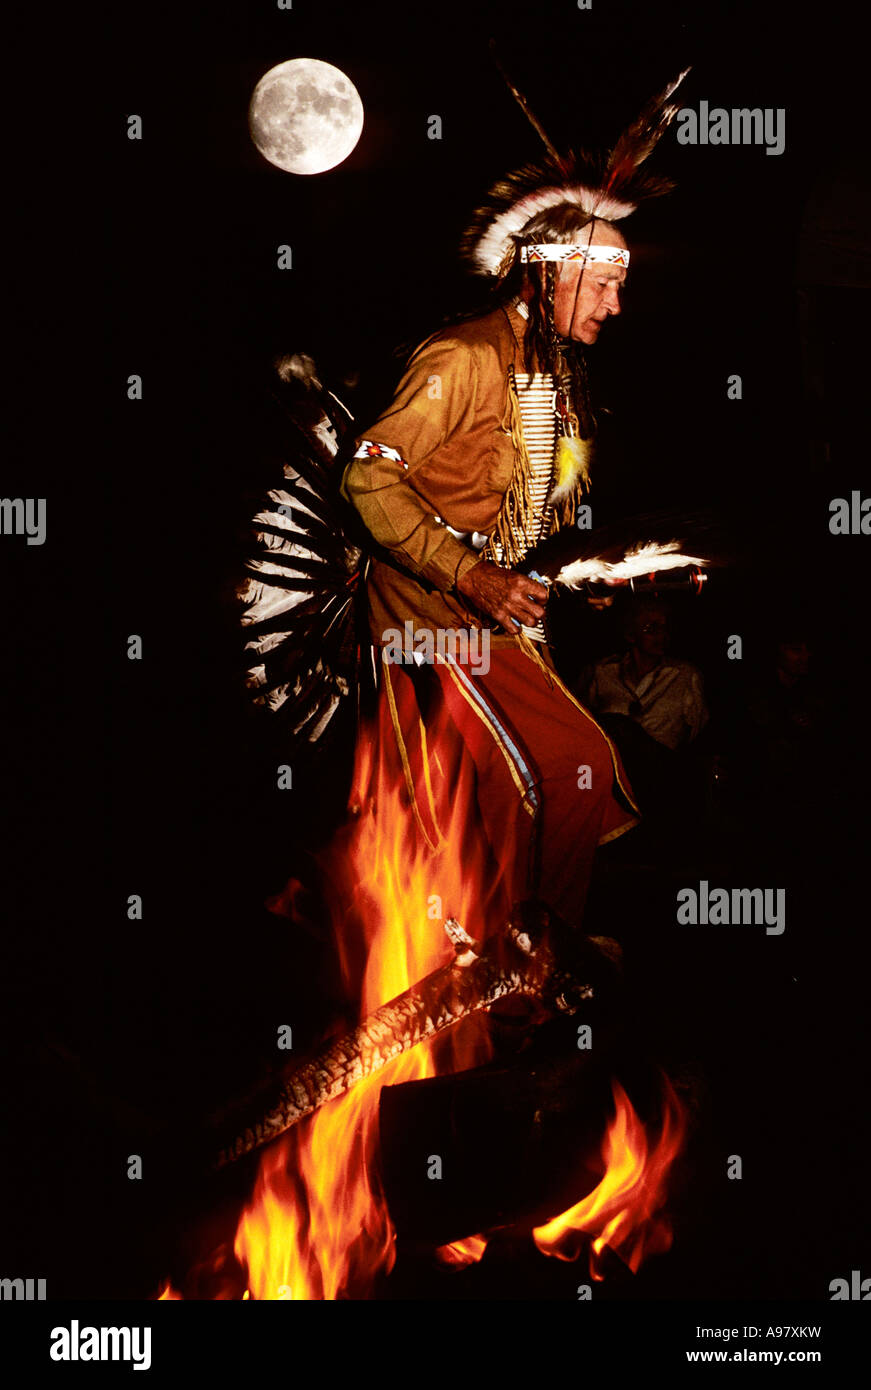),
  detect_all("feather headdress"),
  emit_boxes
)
[463,65,691,277]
